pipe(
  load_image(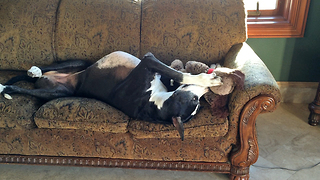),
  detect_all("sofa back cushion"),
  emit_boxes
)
[140,0,247,65]
[0,0,141,70]
[0,0,59,70]
[55,0,141,61]
[0,0,246,69]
